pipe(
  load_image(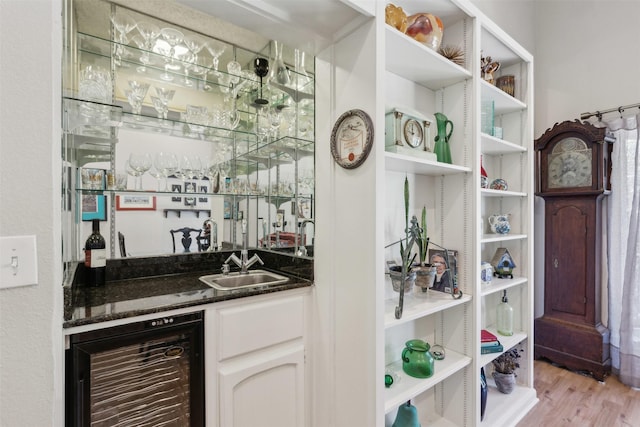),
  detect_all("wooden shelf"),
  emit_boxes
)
[481,233,527,244]
[481,133,526,154]
[481,188,527,198]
